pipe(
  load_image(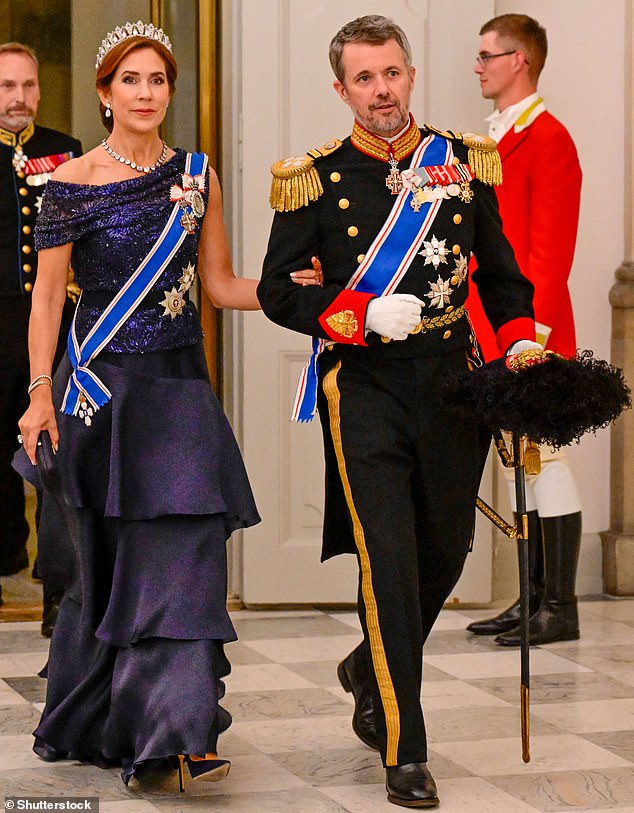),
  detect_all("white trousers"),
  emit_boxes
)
[503,448,582,517]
